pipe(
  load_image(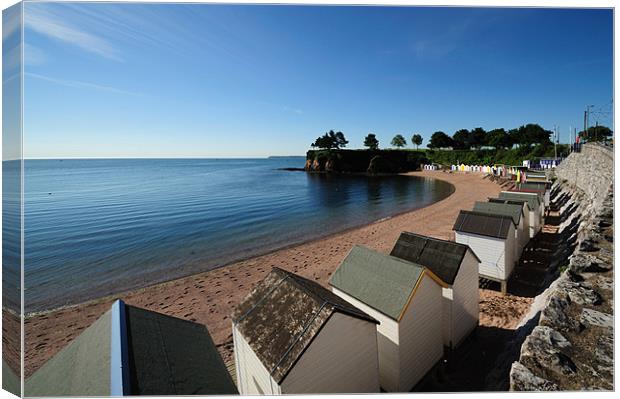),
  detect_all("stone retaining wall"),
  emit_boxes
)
[509,144,614,391]
[554,143,614,208]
